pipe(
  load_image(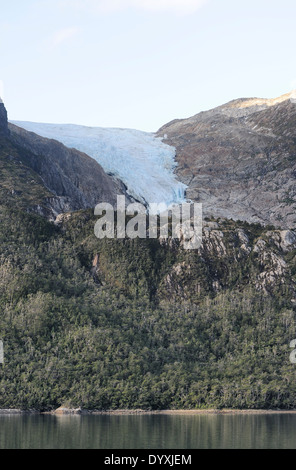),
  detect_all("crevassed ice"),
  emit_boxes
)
[11,122,187,212]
